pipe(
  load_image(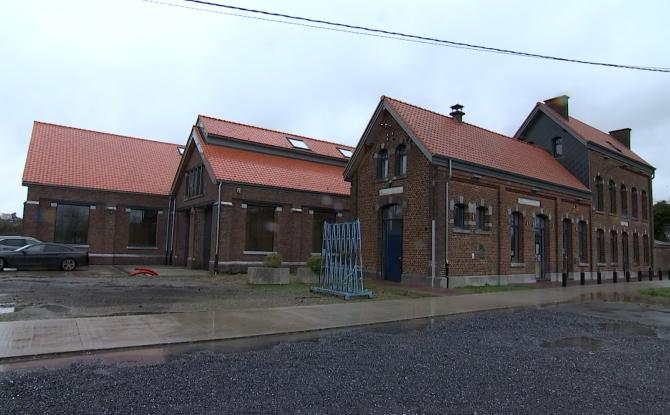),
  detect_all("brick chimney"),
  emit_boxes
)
[544,95,569,119]
[609,128,631,149]
[450,104,465,122]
